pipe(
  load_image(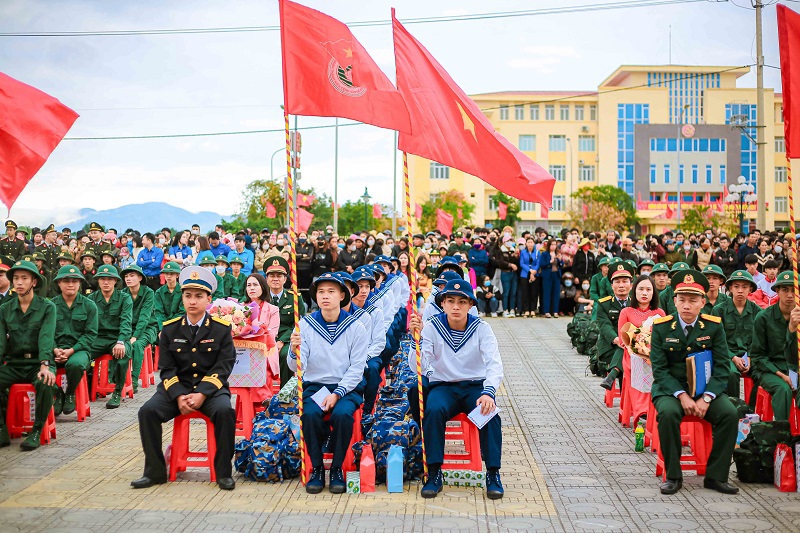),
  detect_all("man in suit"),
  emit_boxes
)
[650,269,739,495]
[598,261,634,391]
